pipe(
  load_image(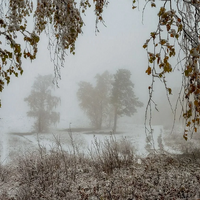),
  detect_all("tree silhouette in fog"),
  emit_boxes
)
[1,1,200,136]
[77,70,143,131]
[111,69,143,133]
[24,74,60,132]
[77,71,112,129]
